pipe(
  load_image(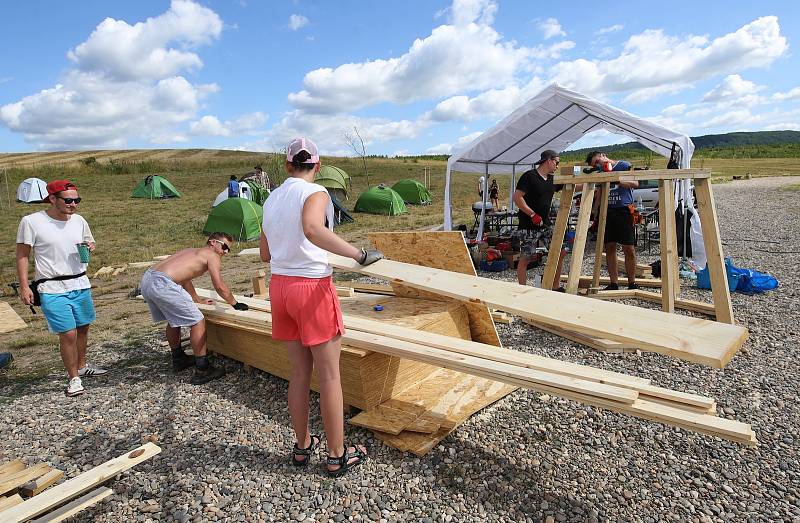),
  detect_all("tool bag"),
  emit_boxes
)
[30,272,87,306]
